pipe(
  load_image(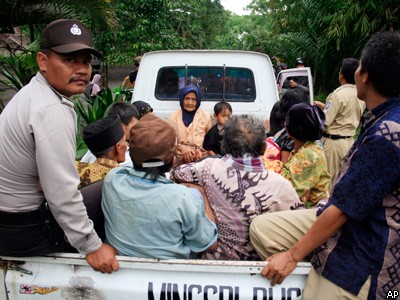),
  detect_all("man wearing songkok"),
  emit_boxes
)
[76,115,127,187]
